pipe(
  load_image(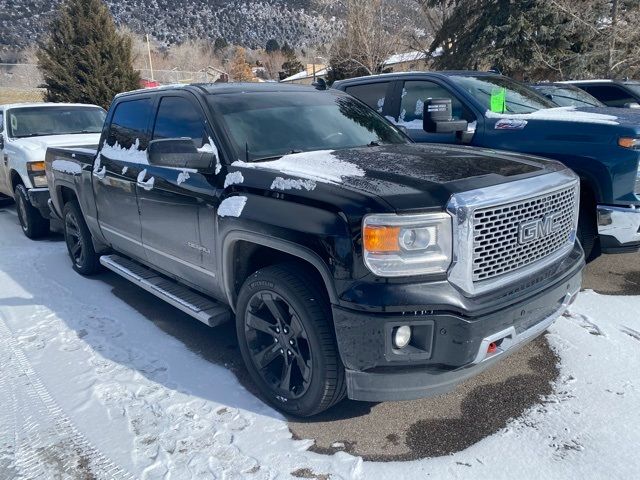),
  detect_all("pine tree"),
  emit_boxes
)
[265,39,280,53]
[280,46,304,79]
[37,0,140,109]
[229,47,254,82]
